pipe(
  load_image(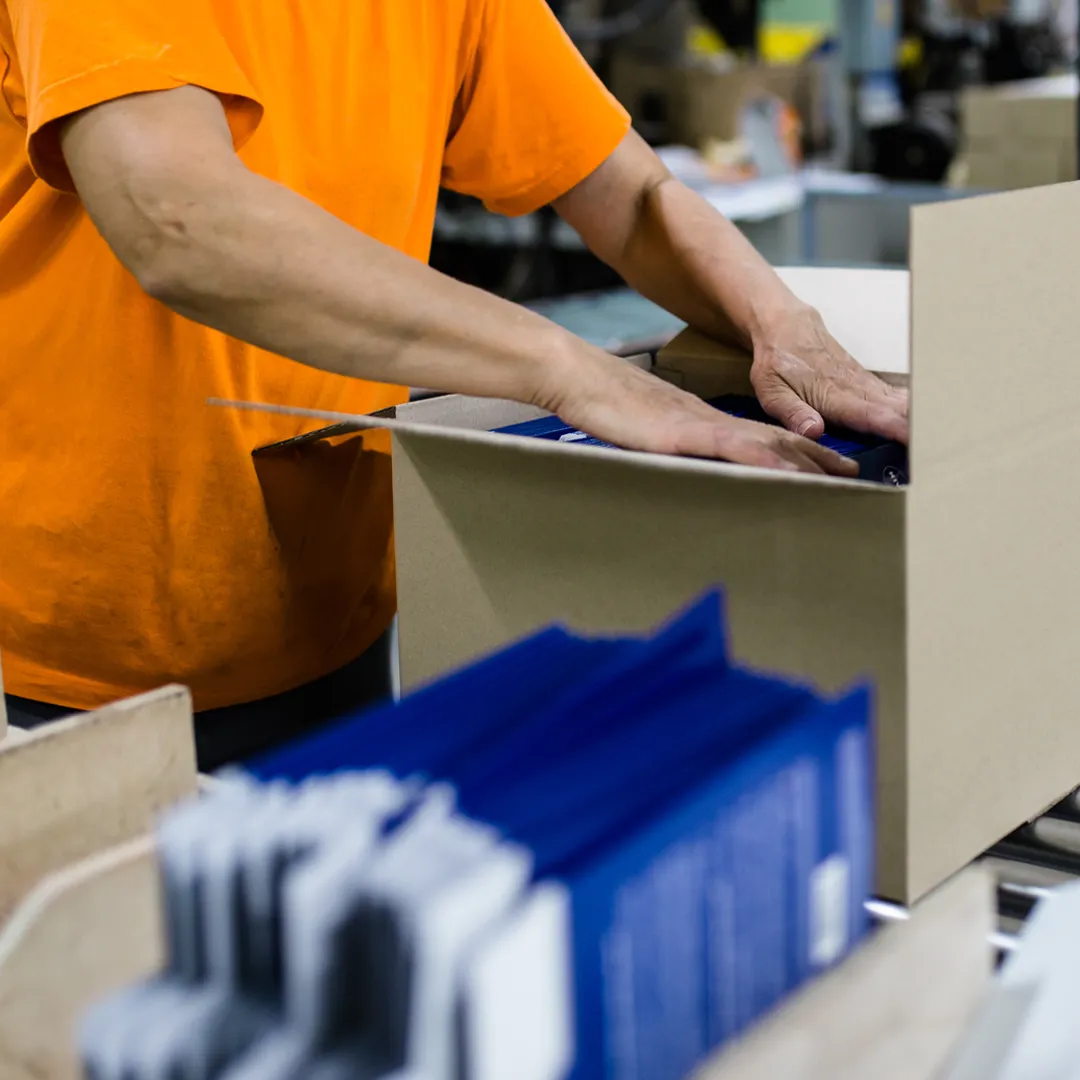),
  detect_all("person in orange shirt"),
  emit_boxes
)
[0,0,907,768]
